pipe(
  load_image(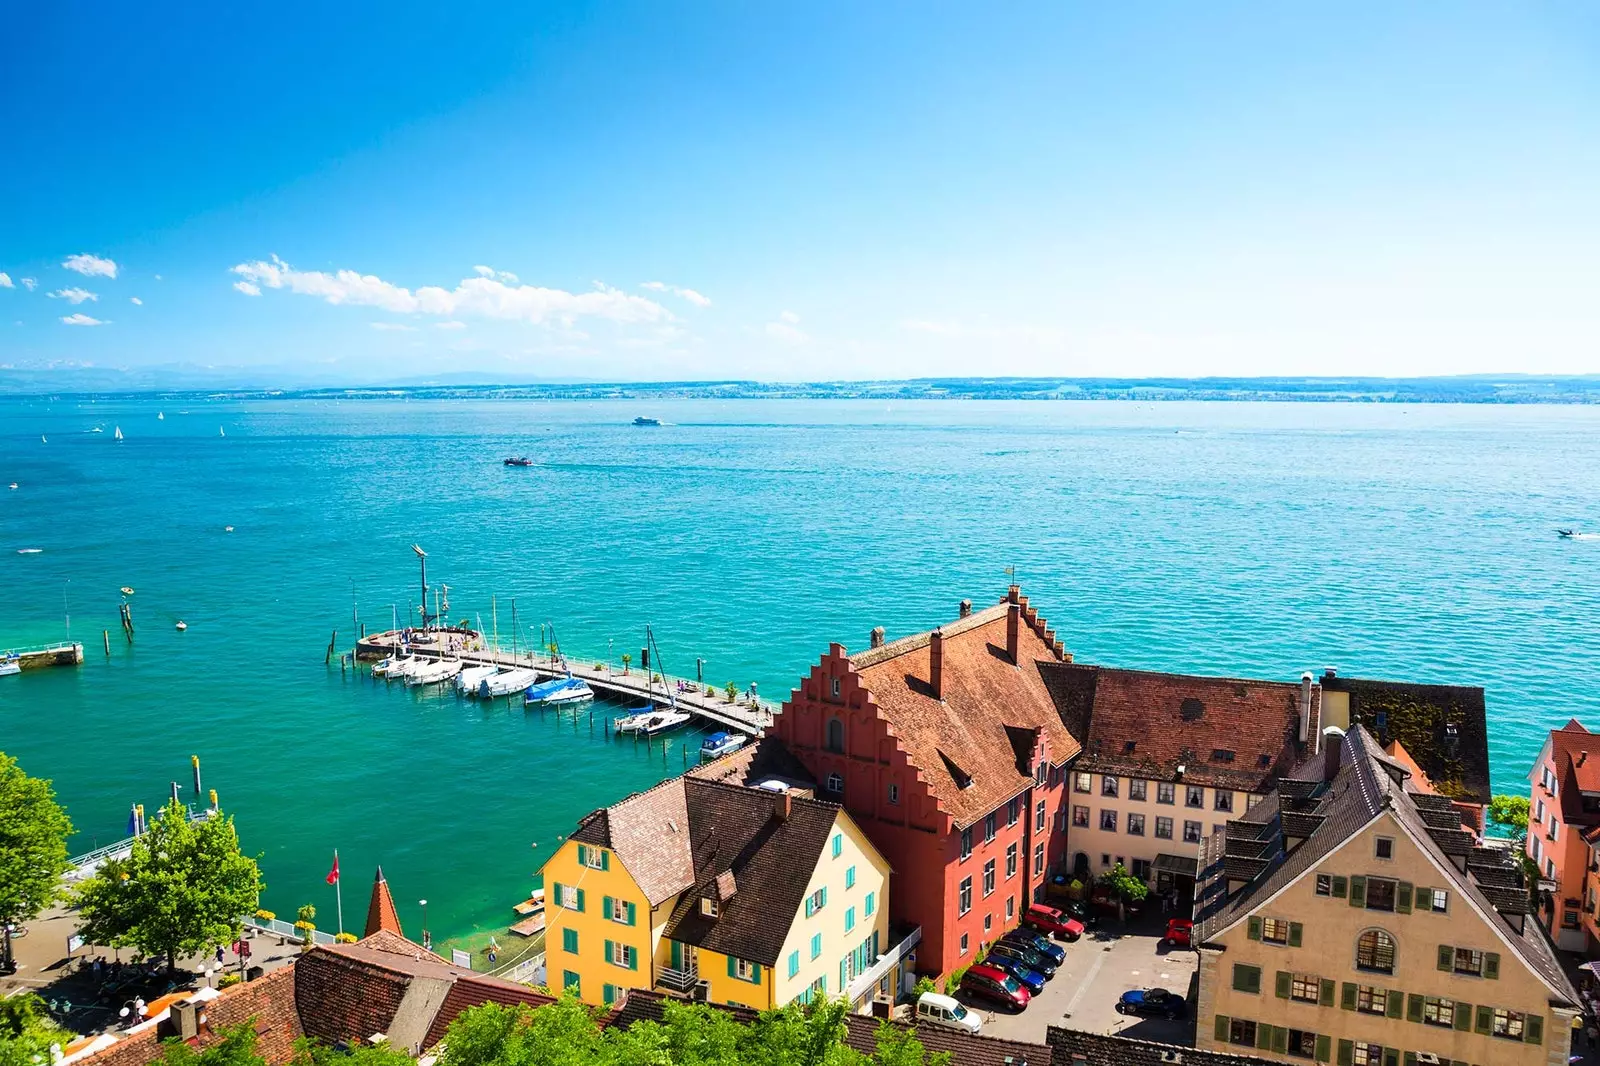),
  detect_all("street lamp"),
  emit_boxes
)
[419,899,429,951]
